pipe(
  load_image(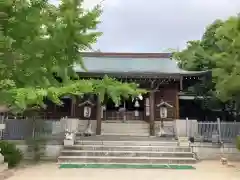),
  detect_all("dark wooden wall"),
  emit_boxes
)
[41,81,180,121]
